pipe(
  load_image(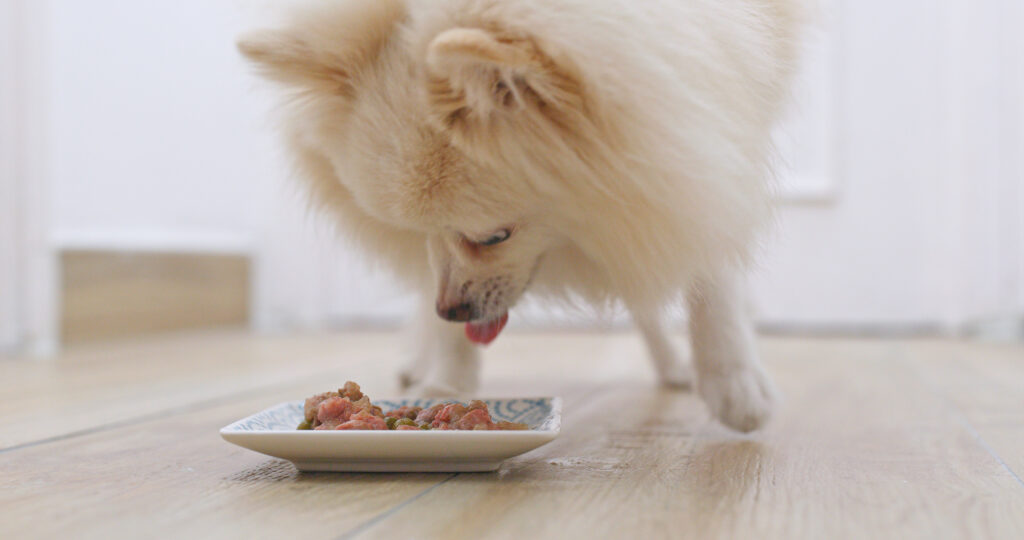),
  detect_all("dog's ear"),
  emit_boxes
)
[425,28,585,133]
[236,0,403,97]
[237,31,356,97]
